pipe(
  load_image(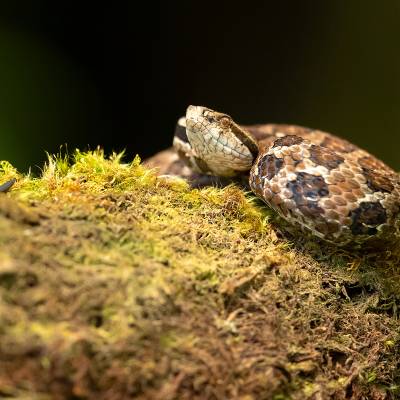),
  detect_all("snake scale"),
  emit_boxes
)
[147,105,400,248]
